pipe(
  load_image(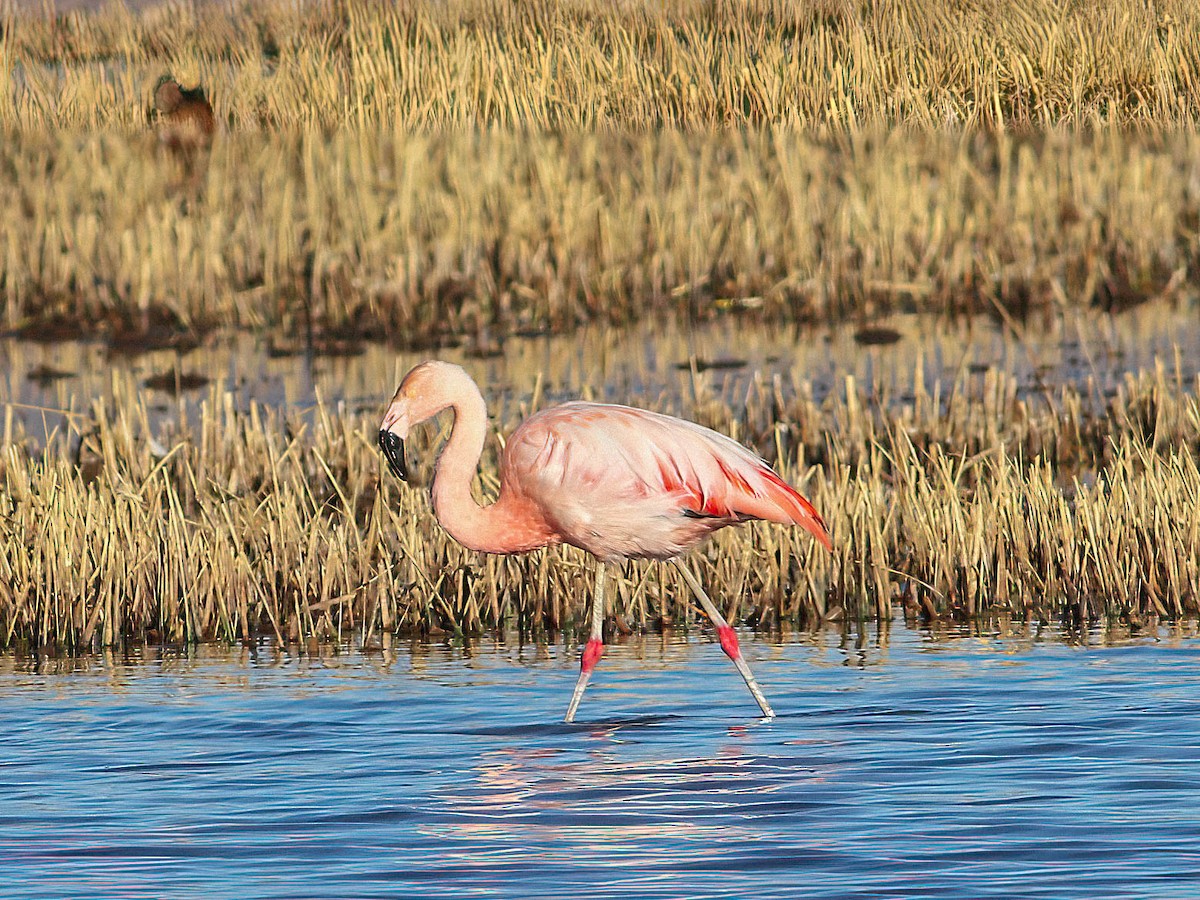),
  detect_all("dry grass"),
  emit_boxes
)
[1,354,1197,650]
[2,128,1197,345]
[3,0,1199,651]
[6,0,1199,345]
[5,0,1200,130]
